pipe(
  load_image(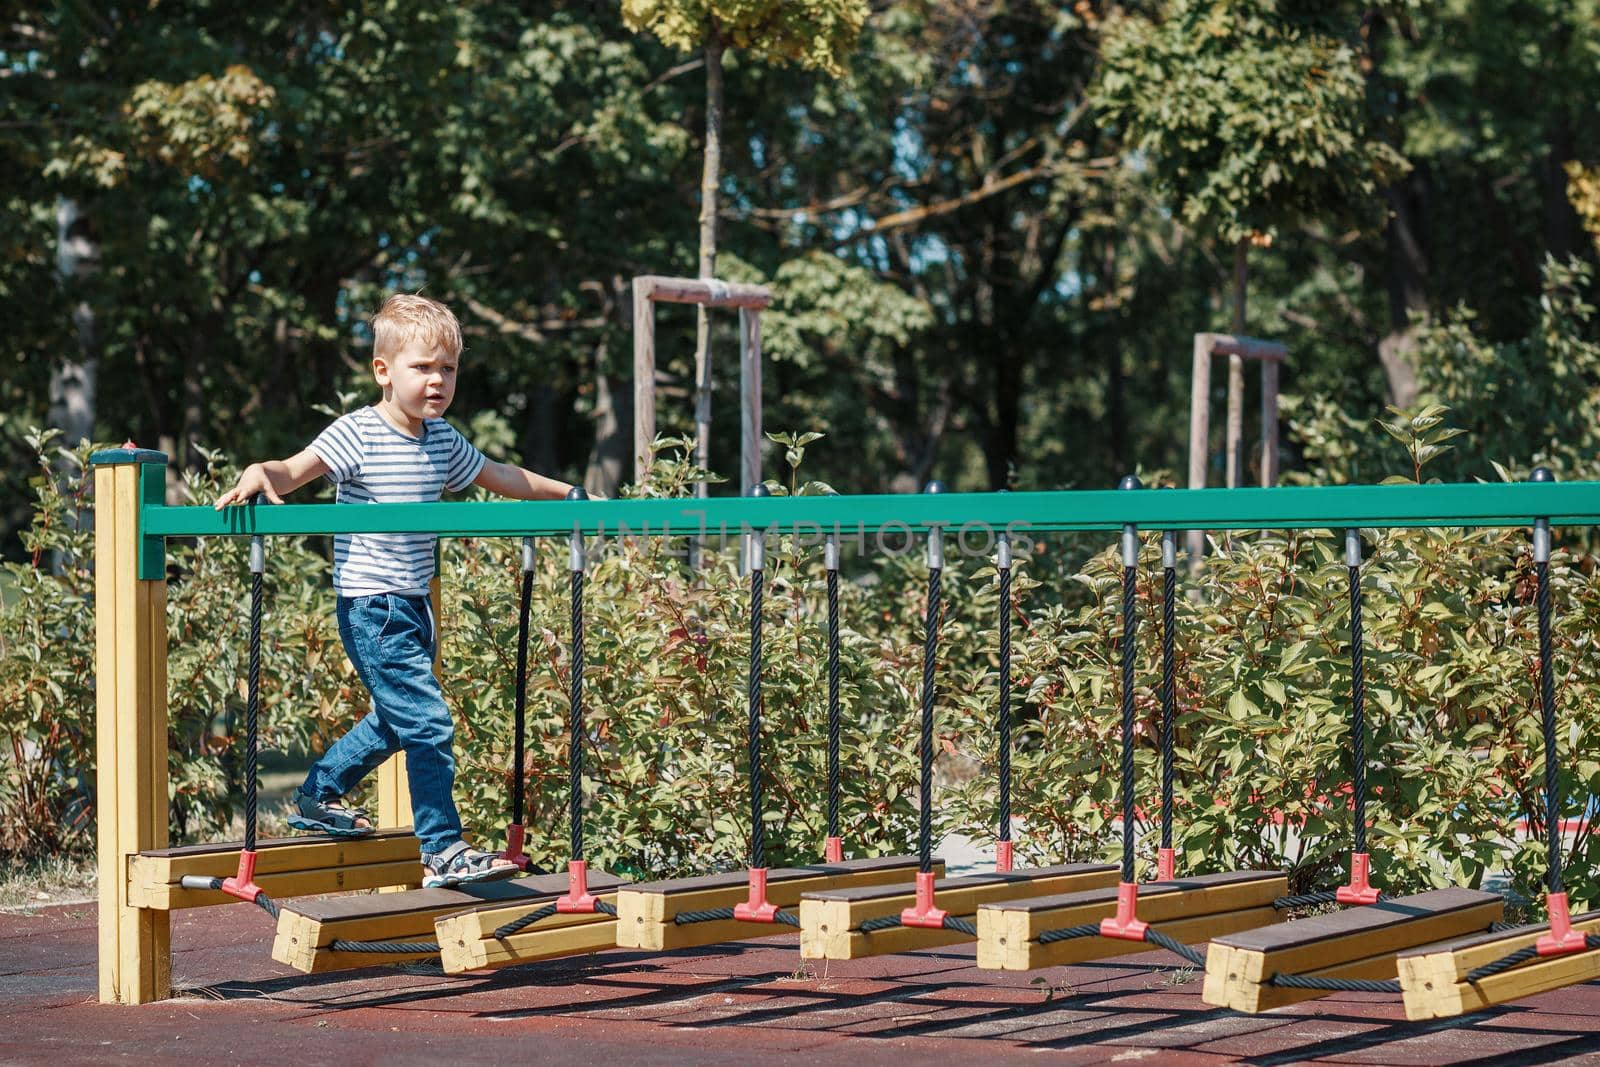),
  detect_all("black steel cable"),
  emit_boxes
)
[1038,923,1103,945]
[859,914,904,934]
[1274,891,1340,910]
[998,560,1013,850]
[1119,560,1138,884]
[1537,557,1561,894]
[494,903,558,940]
[570,564,585,861]
[1161,561,1175,855]
[749,564,766,870]
[245,567,262,854]
[512,568,532,836]
[920,565,941,874]
[1267,974,1401,994]
[327,938,441,955]
[253,891,279,920]
[1349,557,1367,857]
[673,907,800,927]
[943,915,977,936]
[1144,926,1206,966]
[827,564,841,844]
